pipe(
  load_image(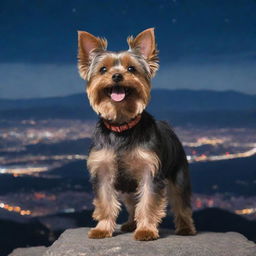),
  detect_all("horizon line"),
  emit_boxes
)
[0,88,255,101]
